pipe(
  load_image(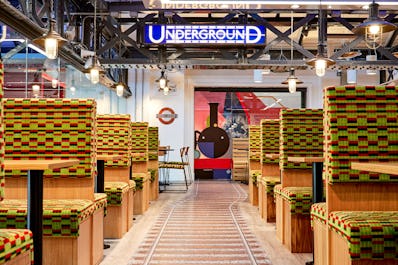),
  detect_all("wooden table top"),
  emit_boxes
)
[351,162,398,175]
[288,156,324,163]
[265,153,279,159]
[4,159,80,170]
[97,155,123,161]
